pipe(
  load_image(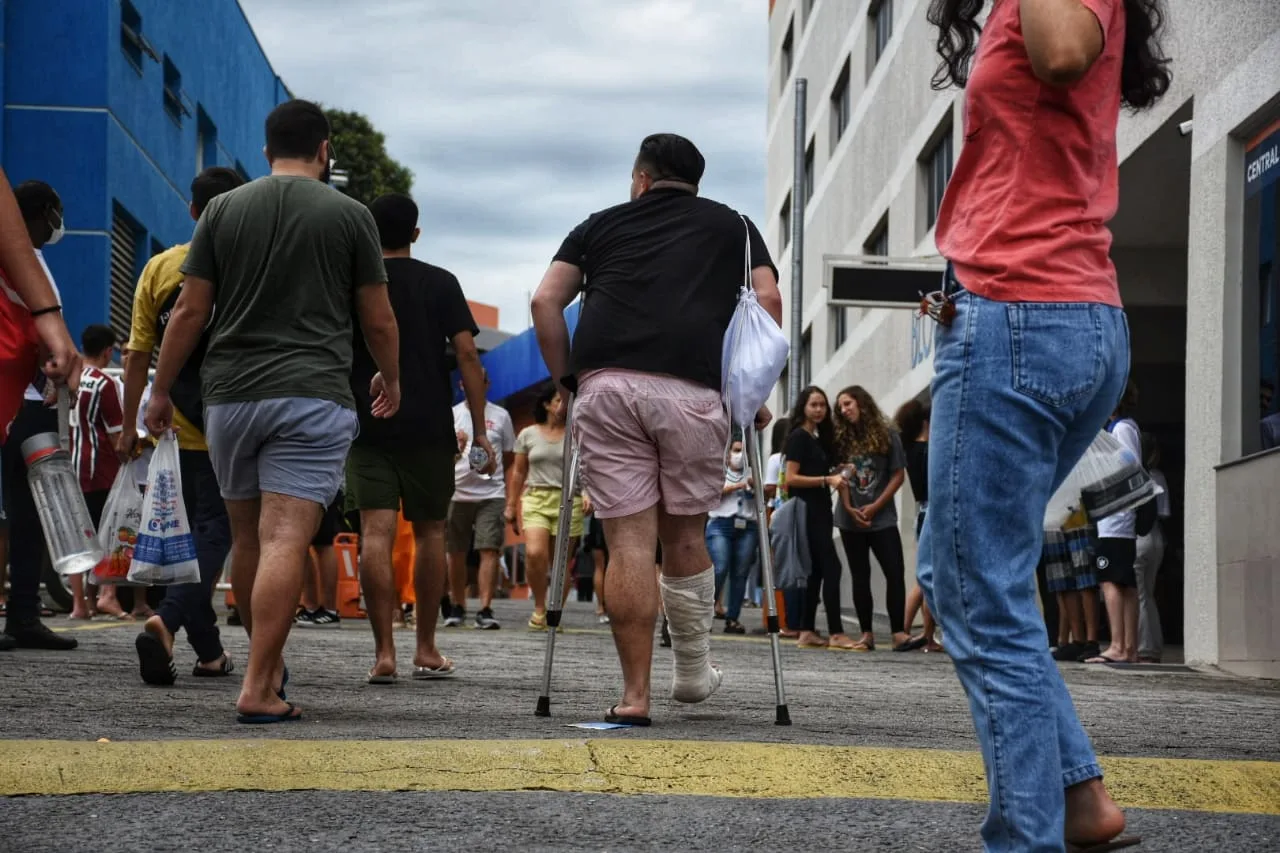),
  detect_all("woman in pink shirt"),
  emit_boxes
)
[918,1,1170,851]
